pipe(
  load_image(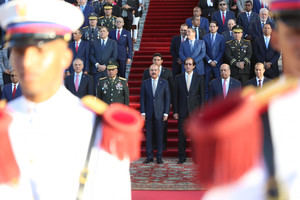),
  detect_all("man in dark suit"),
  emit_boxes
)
[248,8,274,40]
[65,58,94,98]
[179,28,206,79]
[198,0,217,21]
[246,62,270,87]
[203,21,226,100]
[225,25,252,86]
[253,23,280,79]
[140,64,170,164]
[120,0,139,31]
[190,16,207,40]
[237,0,259,39]
[77,0,95,27]
[1,70,22,102]
[186,7,209,33]
[90,26,118,86]
[173,57,204,164]
[170,24,188,77]
[67,29,90,75]
[222,19,236,42]
[212,0,236,34]
[208,63,241,100]
[109,17,132,78]
[142,53,174,104]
